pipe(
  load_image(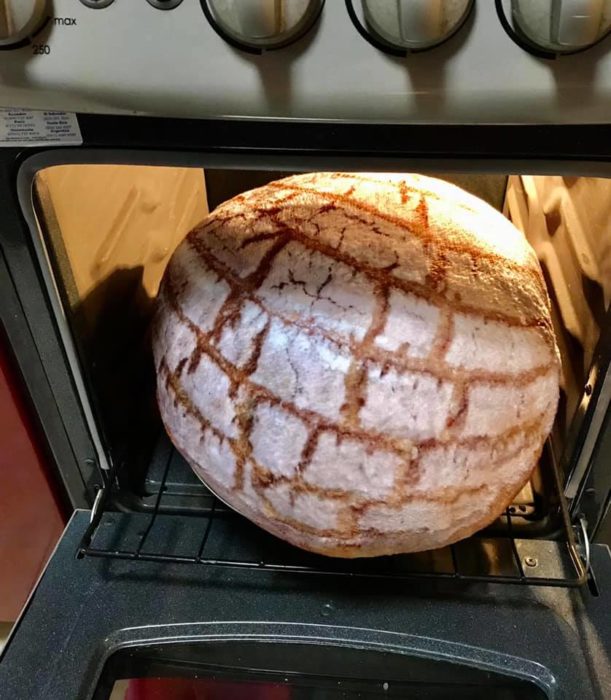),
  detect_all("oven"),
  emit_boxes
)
[0,1,610,699]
